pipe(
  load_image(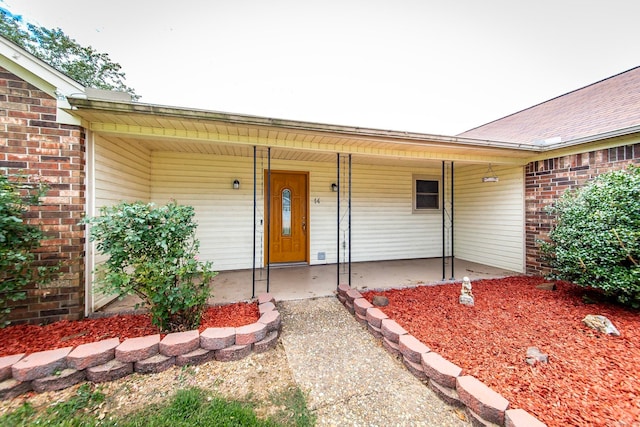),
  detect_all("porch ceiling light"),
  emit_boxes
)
[482,164,499,183]
[233,179,240,189]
